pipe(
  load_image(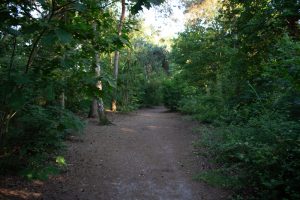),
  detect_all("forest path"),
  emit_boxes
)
[42,106,228,200]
